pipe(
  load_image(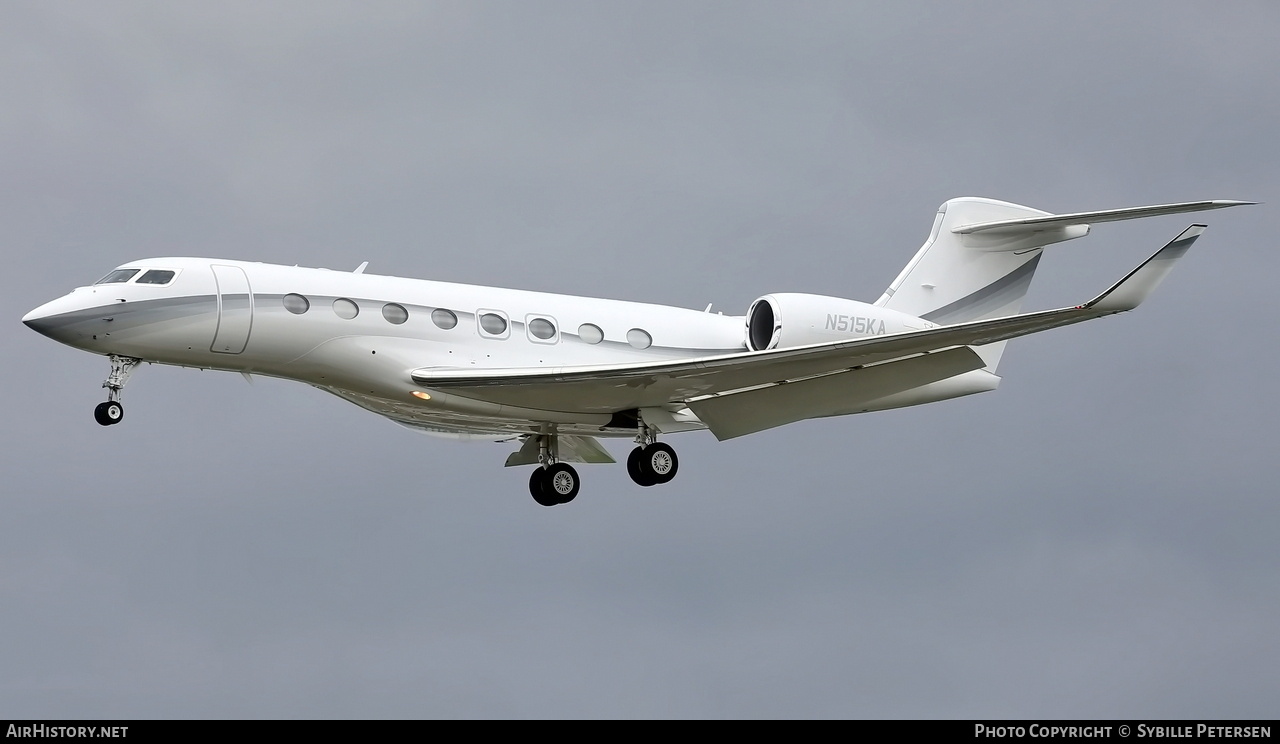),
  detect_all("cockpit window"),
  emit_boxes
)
[96,269,140,285]
[136,269,177,285]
